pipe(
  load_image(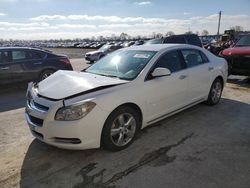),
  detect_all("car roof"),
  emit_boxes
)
[0,47,46,52]
[125,44,201,52]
